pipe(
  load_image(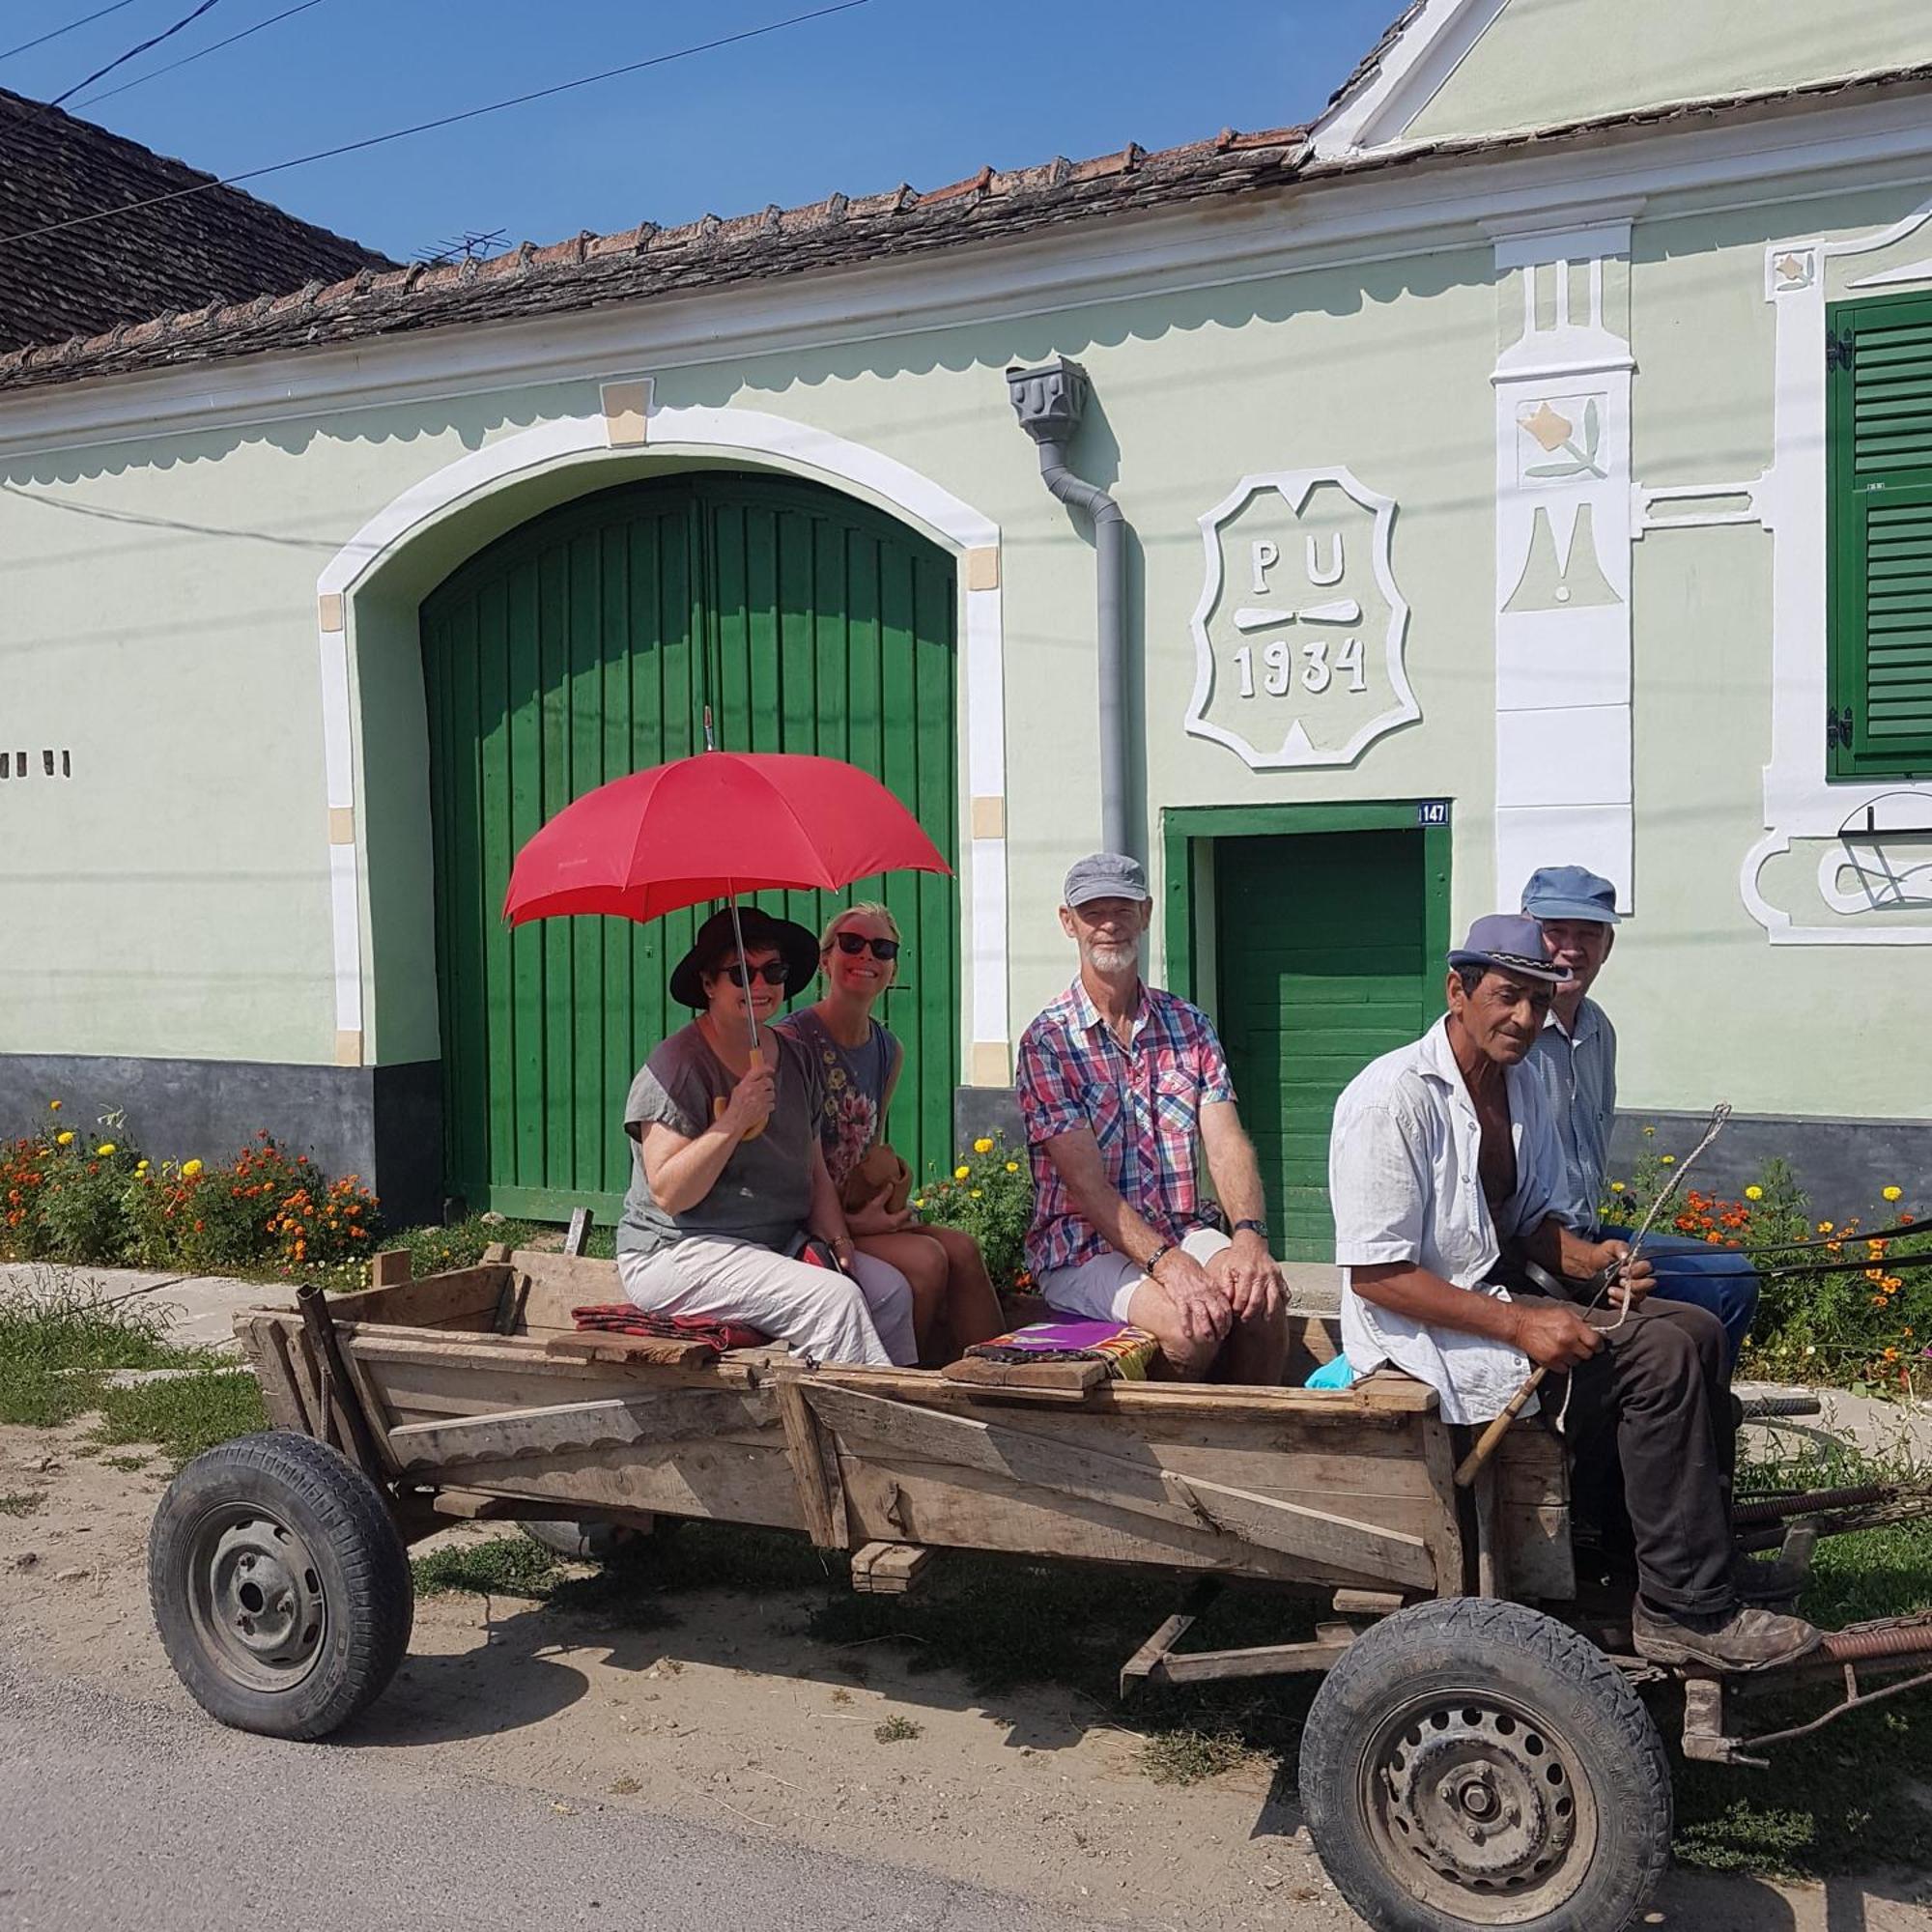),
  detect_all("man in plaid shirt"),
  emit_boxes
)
[1015,852,1289,1381]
